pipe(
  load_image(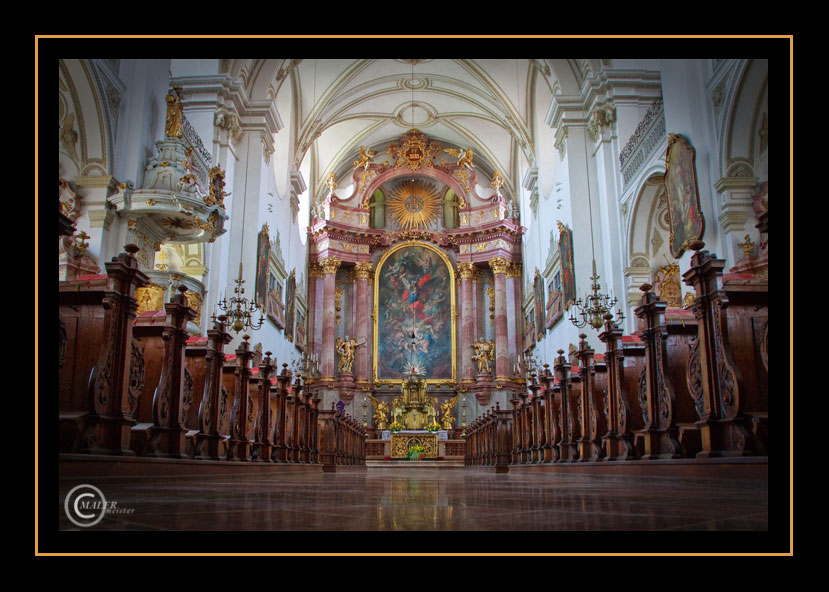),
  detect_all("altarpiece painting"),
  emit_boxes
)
[374,242,455,384]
